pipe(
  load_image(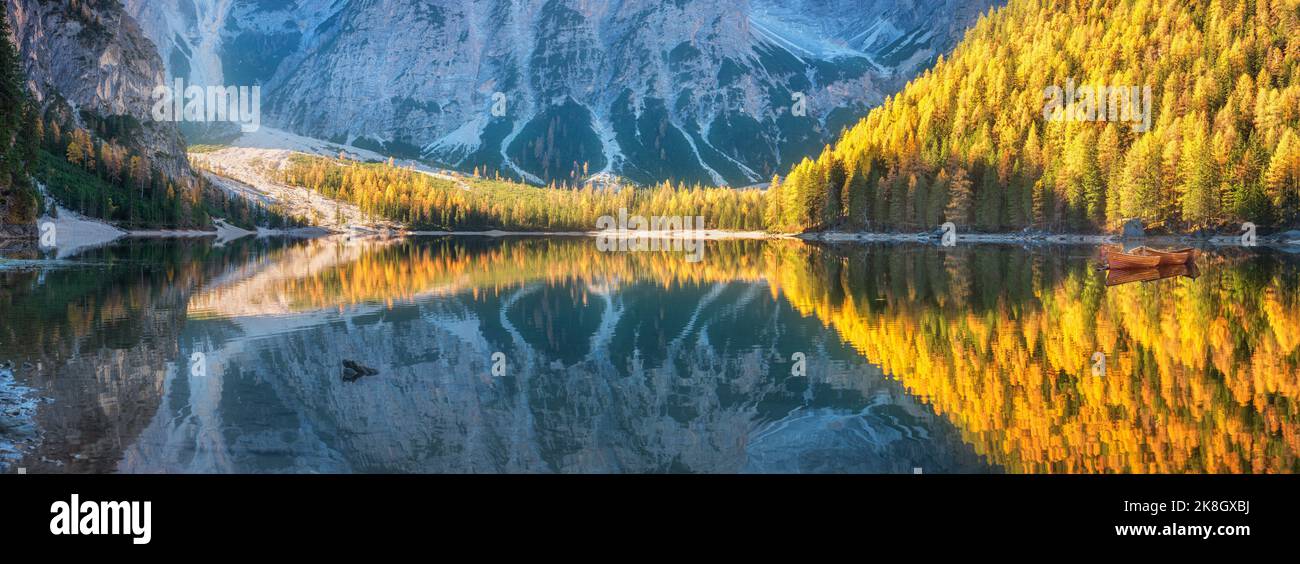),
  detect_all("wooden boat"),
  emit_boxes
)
[1101,246,1162,269]
[1135,246,1198,265]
